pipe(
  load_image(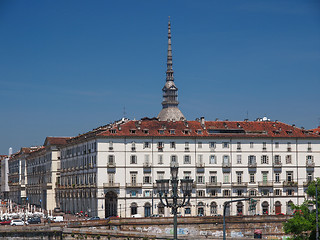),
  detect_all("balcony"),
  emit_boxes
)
[283,181,298,187]
[258,181,273,187]
[126,183,142,188]
[157,147,163,152]
[248,162,257,168]
[107,162,116,168]
[185,147,190,152]
[232,182,248,187]
[222,162,231,168]
[206,182,222,188]
[273,161,282,167]
[196,162,205,168]
[103,183,120,188]
[131,147,136,152]
[262,147,267,152]
[287,147,292,152]
[306,160,315,167]
[143,162,151,168]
